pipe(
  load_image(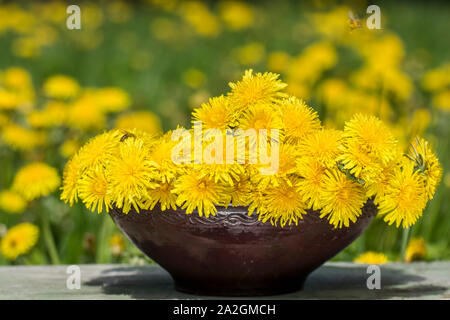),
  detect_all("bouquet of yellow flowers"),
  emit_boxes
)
[61,70,442,229]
